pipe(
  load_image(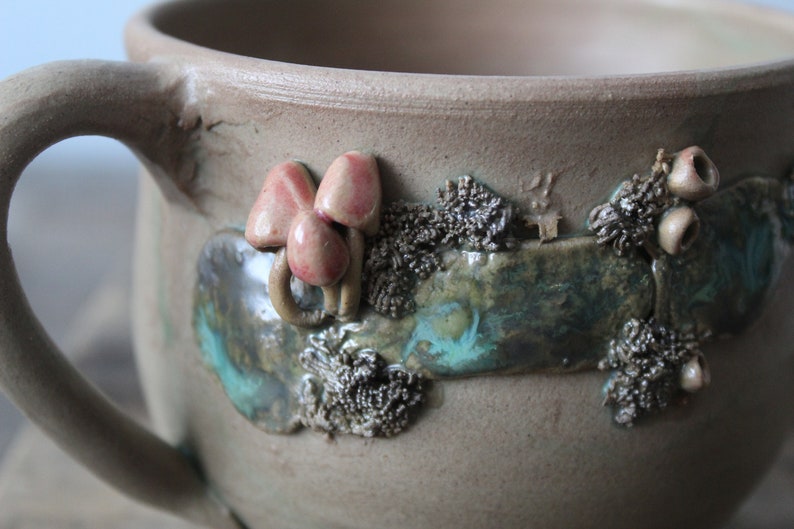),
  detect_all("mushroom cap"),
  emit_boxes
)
[315,151,381,236]
[287,210,350,287]
[245,161,316,249]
